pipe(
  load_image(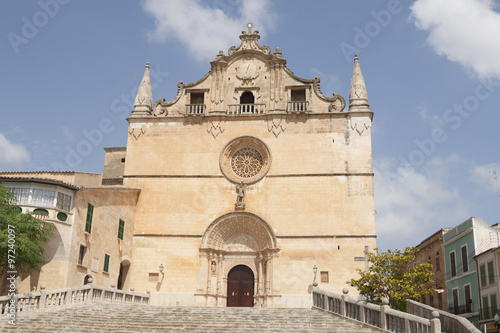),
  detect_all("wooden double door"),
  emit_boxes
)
[227,265,254,307]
